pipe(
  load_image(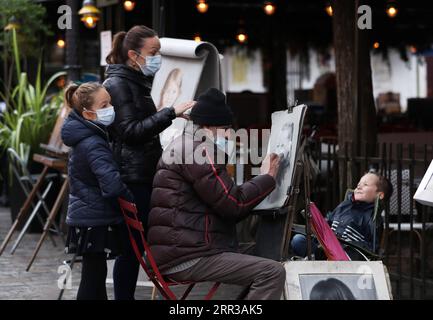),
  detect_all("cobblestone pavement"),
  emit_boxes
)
[0,206,241,300]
